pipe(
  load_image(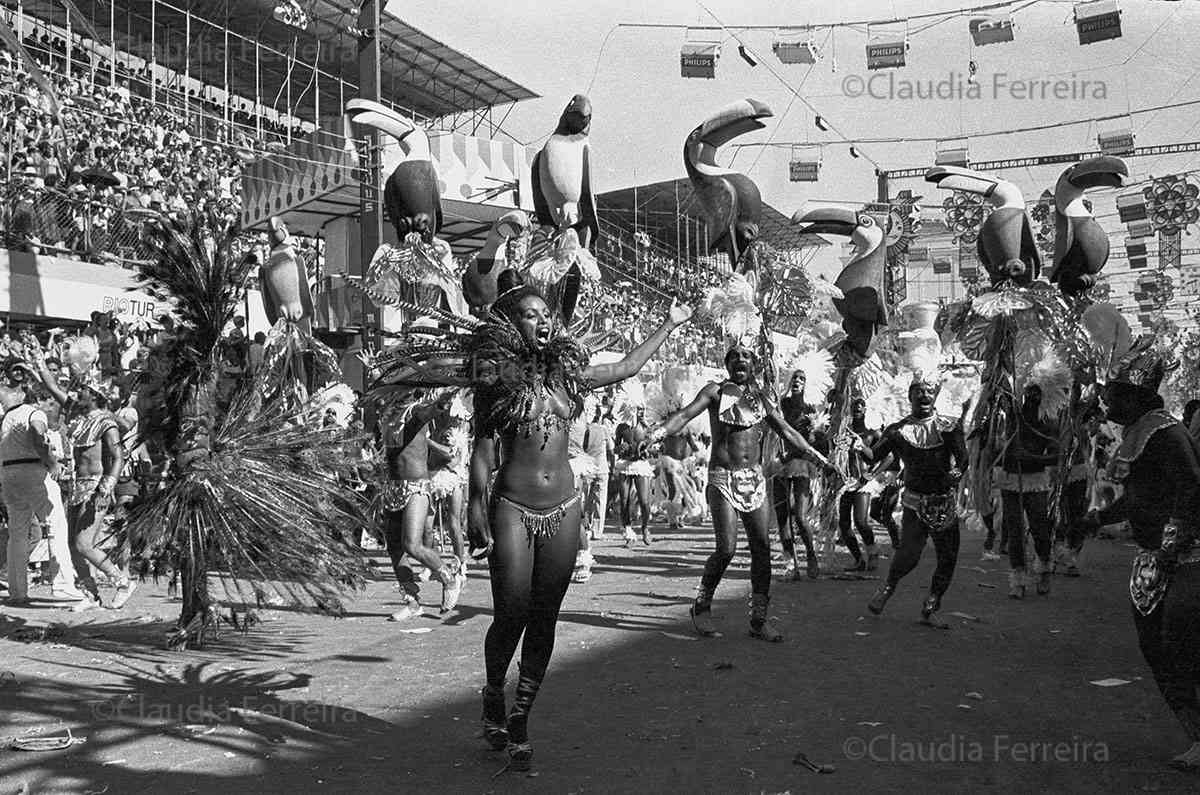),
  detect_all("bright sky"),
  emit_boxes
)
[387,0,1200,286]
